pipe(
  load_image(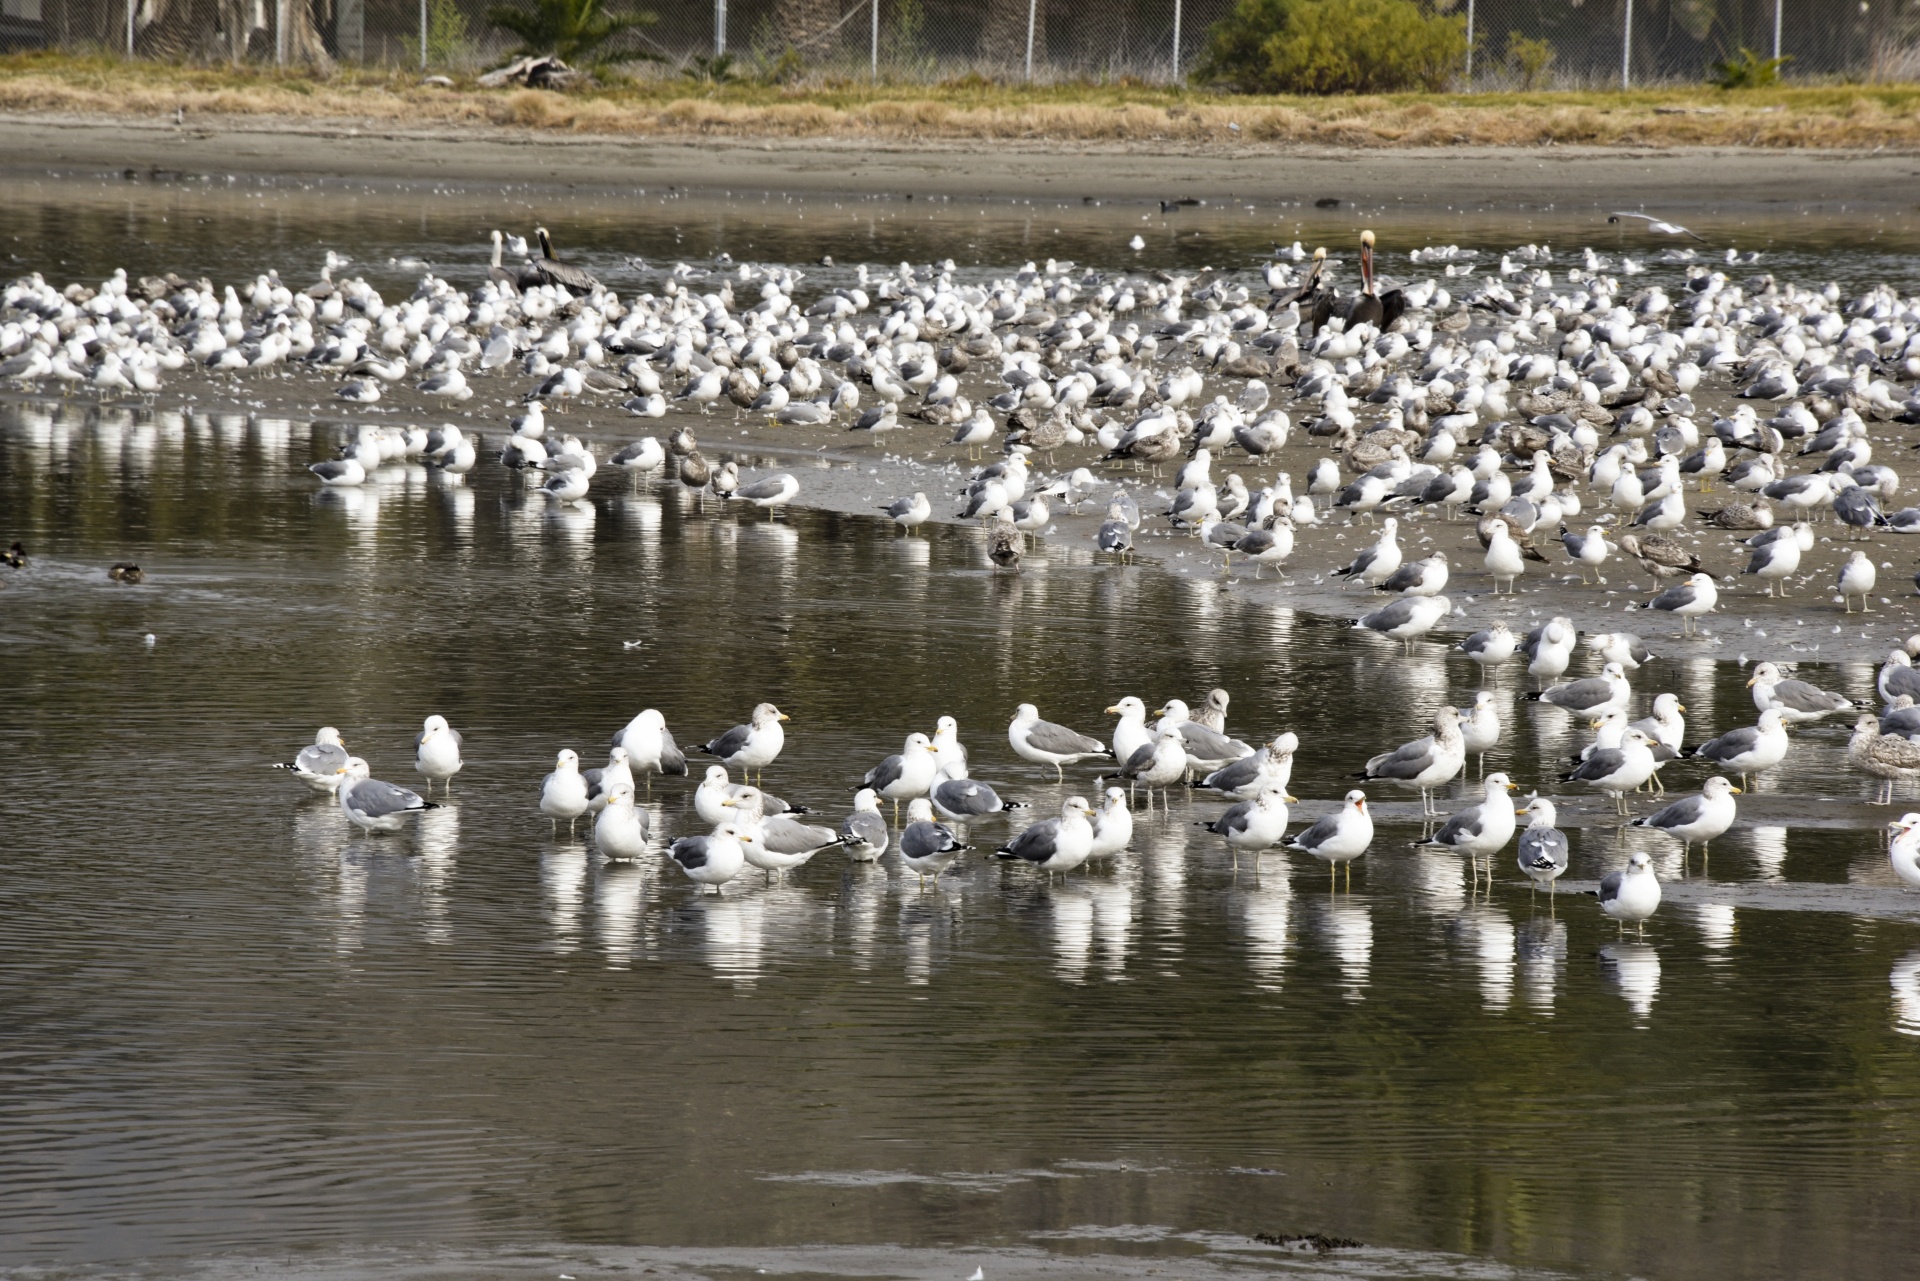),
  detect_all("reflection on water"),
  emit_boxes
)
[8,386,1920,1277]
